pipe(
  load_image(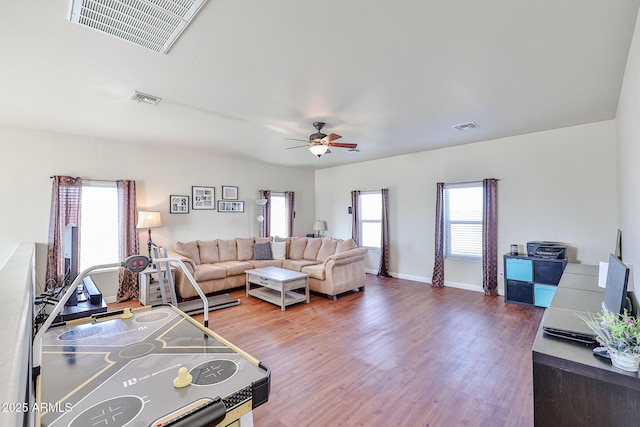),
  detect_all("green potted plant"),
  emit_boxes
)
[579,308,640,372]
